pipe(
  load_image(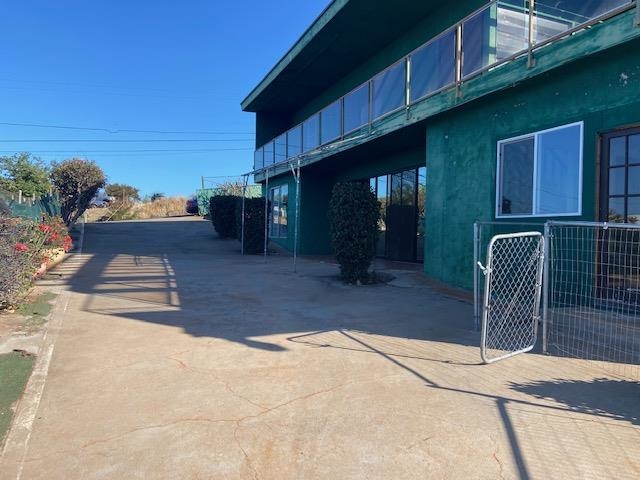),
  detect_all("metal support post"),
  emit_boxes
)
[473,221,480,331]
[263,169,270,261]
[542,221,551,354]
[240,174,249,255]
[455,24,463,98]
[527,0,536,68]
[289,159,302,273]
